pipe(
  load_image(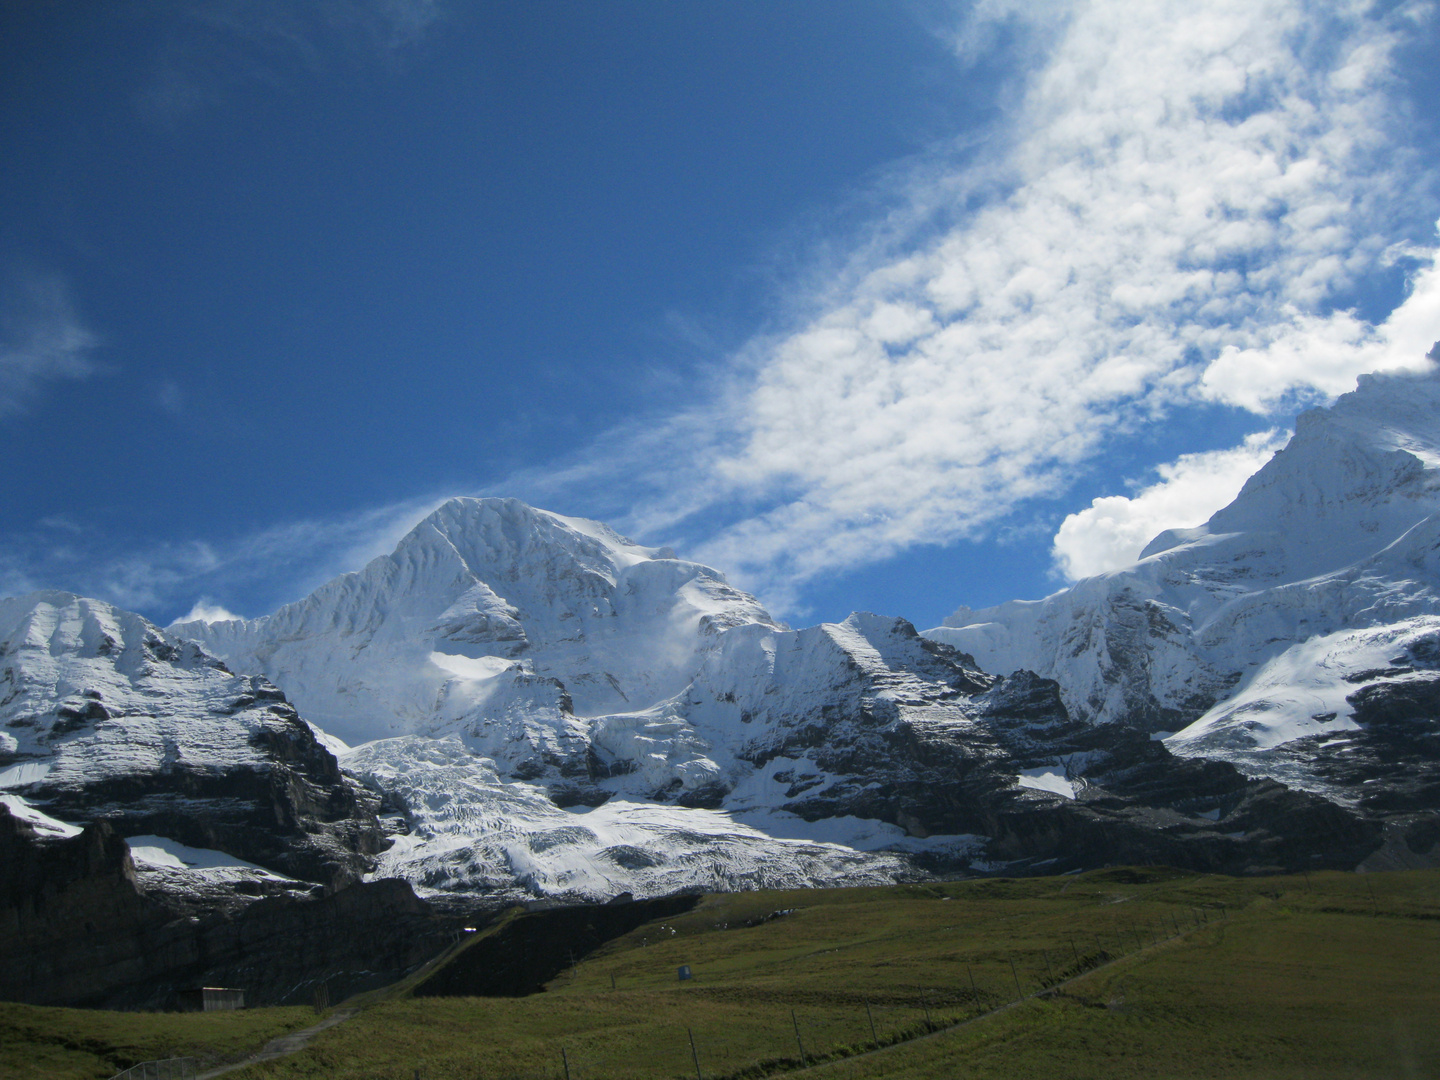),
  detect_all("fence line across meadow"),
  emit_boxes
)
[418,904,1225,1080]
[108,1058,199,1080]
[108,904,1229,1080]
